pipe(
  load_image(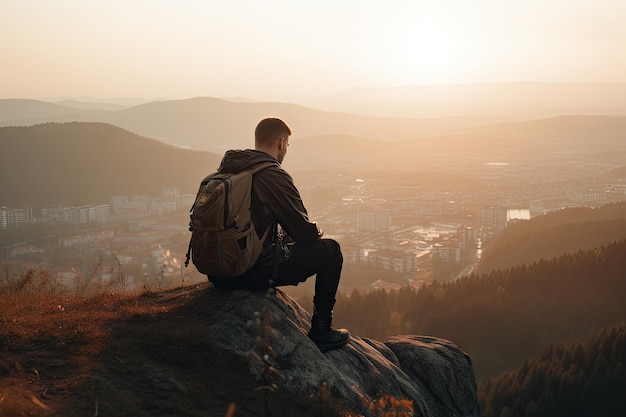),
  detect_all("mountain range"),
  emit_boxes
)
[2,97,626,161]
[301,82,626,118]
[0,97,435,152]
[3,82,626,154]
